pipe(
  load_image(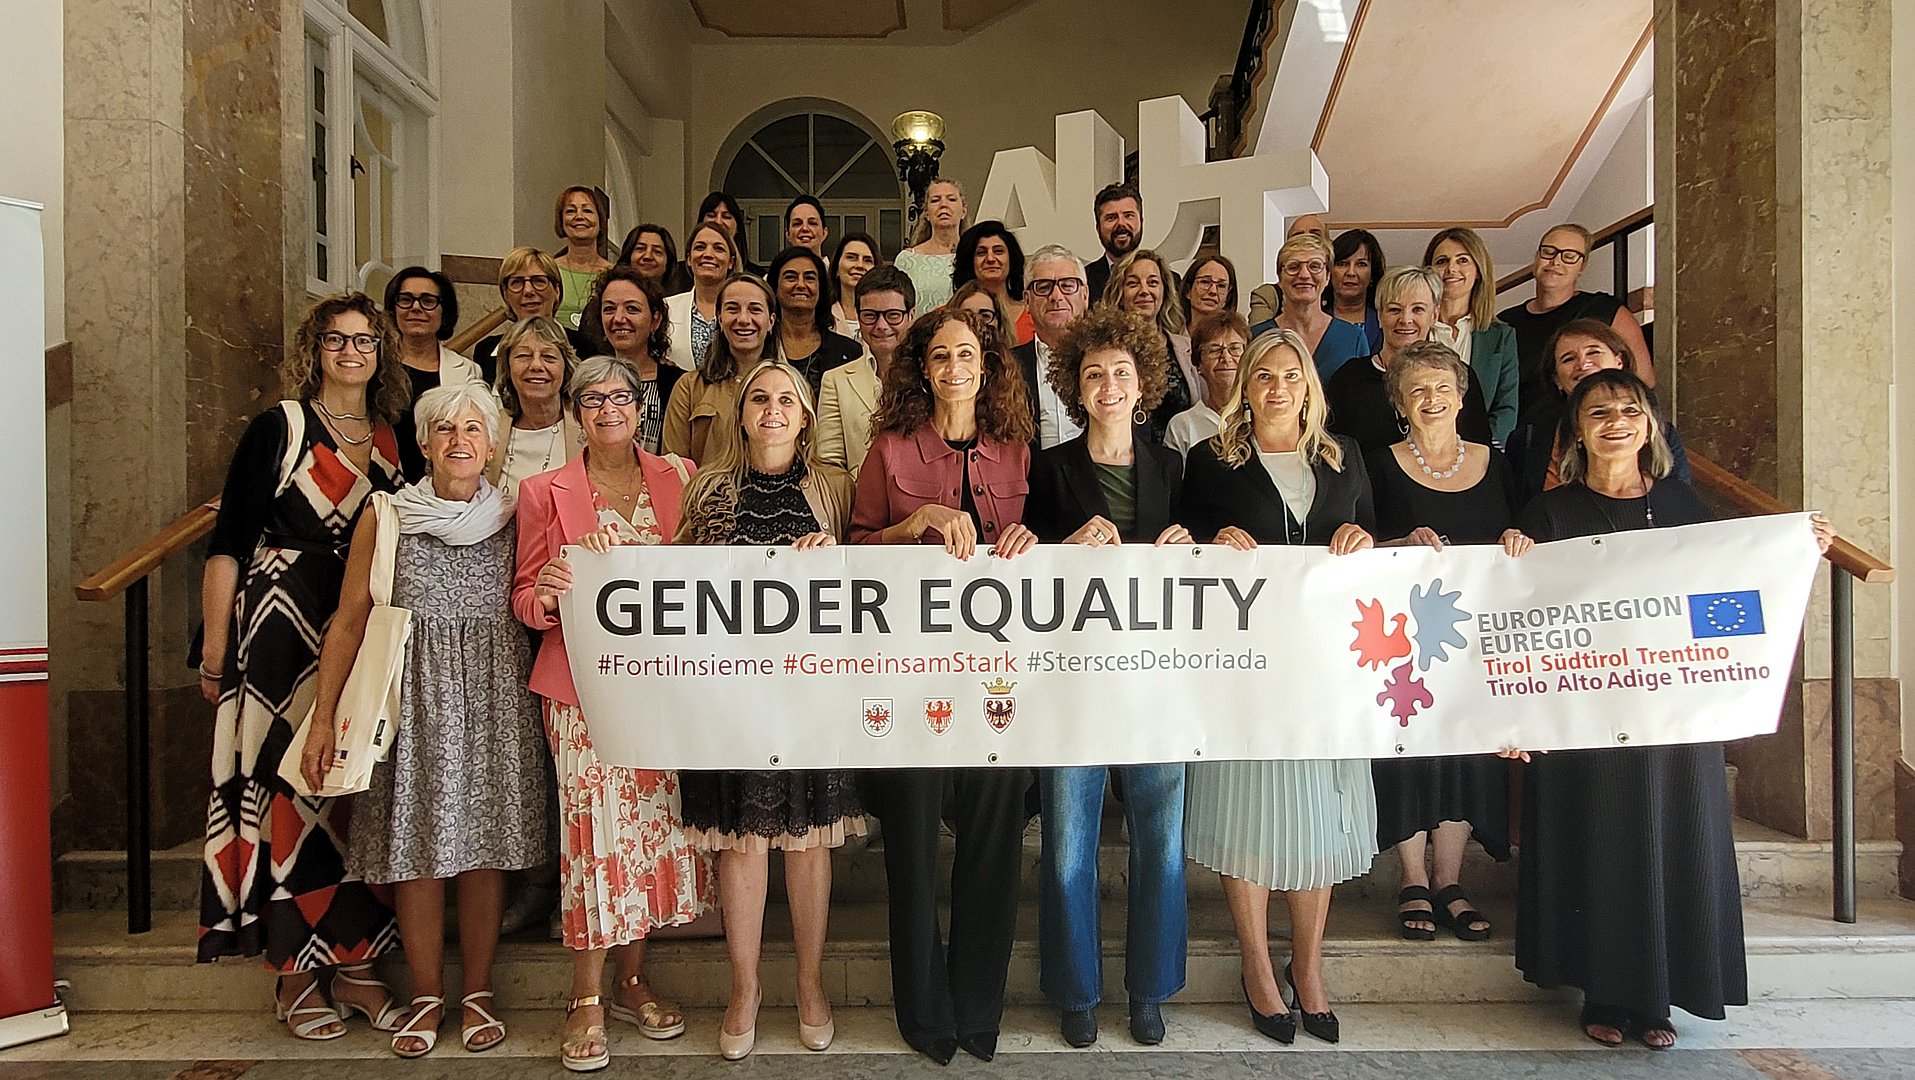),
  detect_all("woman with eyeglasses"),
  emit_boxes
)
[1496,223,1655,427]
[472,247,589,385]
[1164,311,1250,457]
[385,267,484,481]
[1180,252,1239,326]
[1252,234,1369,381]
[198,293,410,1043]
